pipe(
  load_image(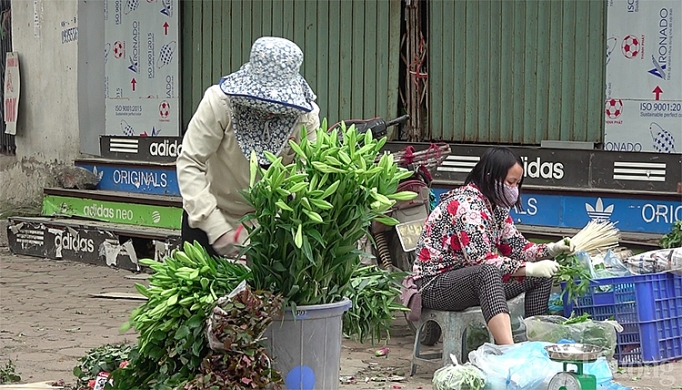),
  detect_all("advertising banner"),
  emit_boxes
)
[432,188,680,235]
[75,163,180,196]
[604,0,681,154]
[104,0,180,136]
[42,195,183,229]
